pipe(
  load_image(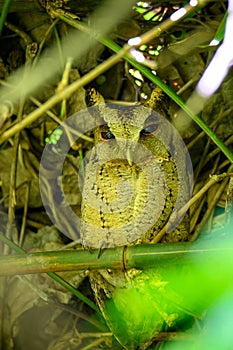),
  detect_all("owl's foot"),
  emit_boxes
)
[97,240,106,259]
